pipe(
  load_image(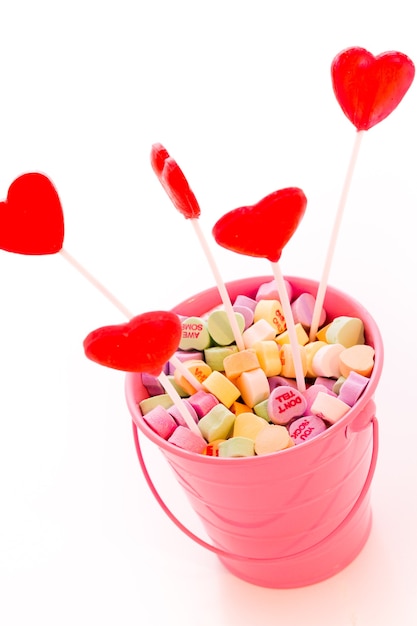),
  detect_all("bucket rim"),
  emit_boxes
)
[126,274,383,464]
